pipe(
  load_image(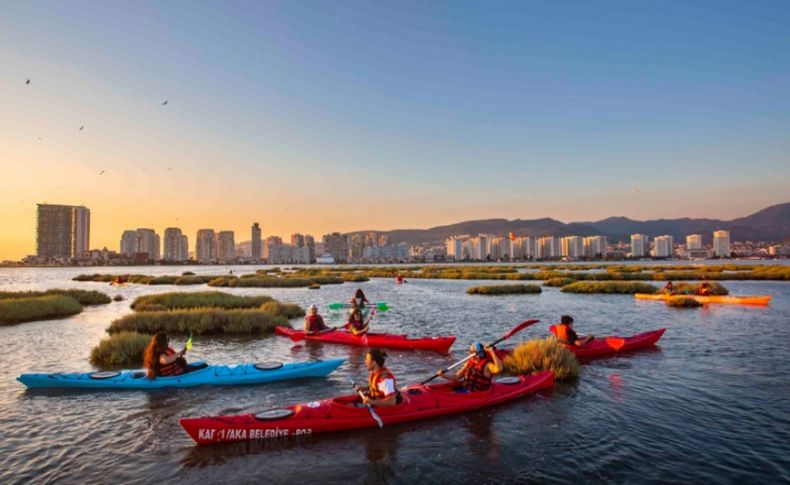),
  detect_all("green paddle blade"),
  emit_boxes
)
[376,303,389,312]
[328,302,348,310]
